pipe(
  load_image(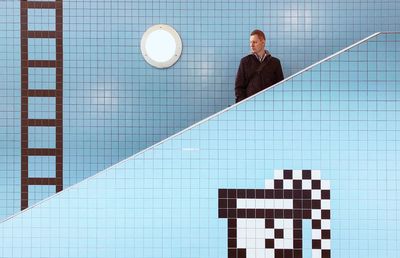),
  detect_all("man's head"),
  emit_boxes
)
[250,29,266,57]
